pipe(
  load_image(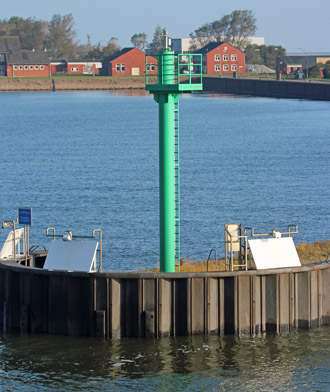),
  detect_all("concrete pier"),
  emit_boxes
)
[0,260,329,338]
